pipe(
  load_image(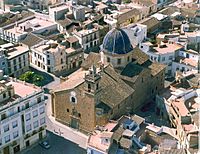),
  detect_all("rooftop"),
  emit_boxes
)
[5,16,55,37]
[0,78,42,111]
[53,68,87,92]
[74,27,99,37]
[88,122,117,153]
[7,80,41,97]
[0,44,29,59]
[151,42,183,54]
[33,41,65,54]
[49,3,69,11]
